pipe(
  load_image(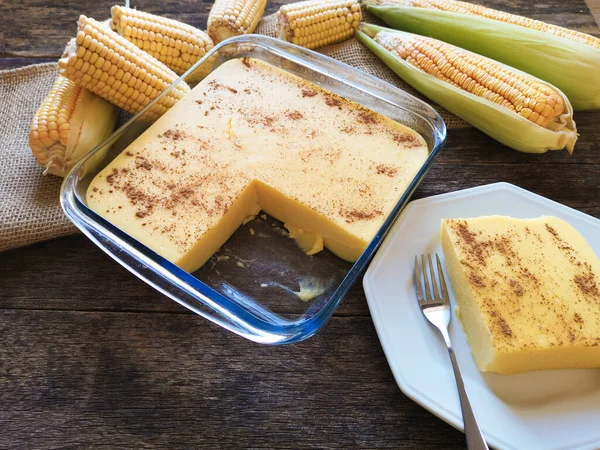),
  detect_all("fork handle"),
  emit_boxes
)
[446,346,489,450]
